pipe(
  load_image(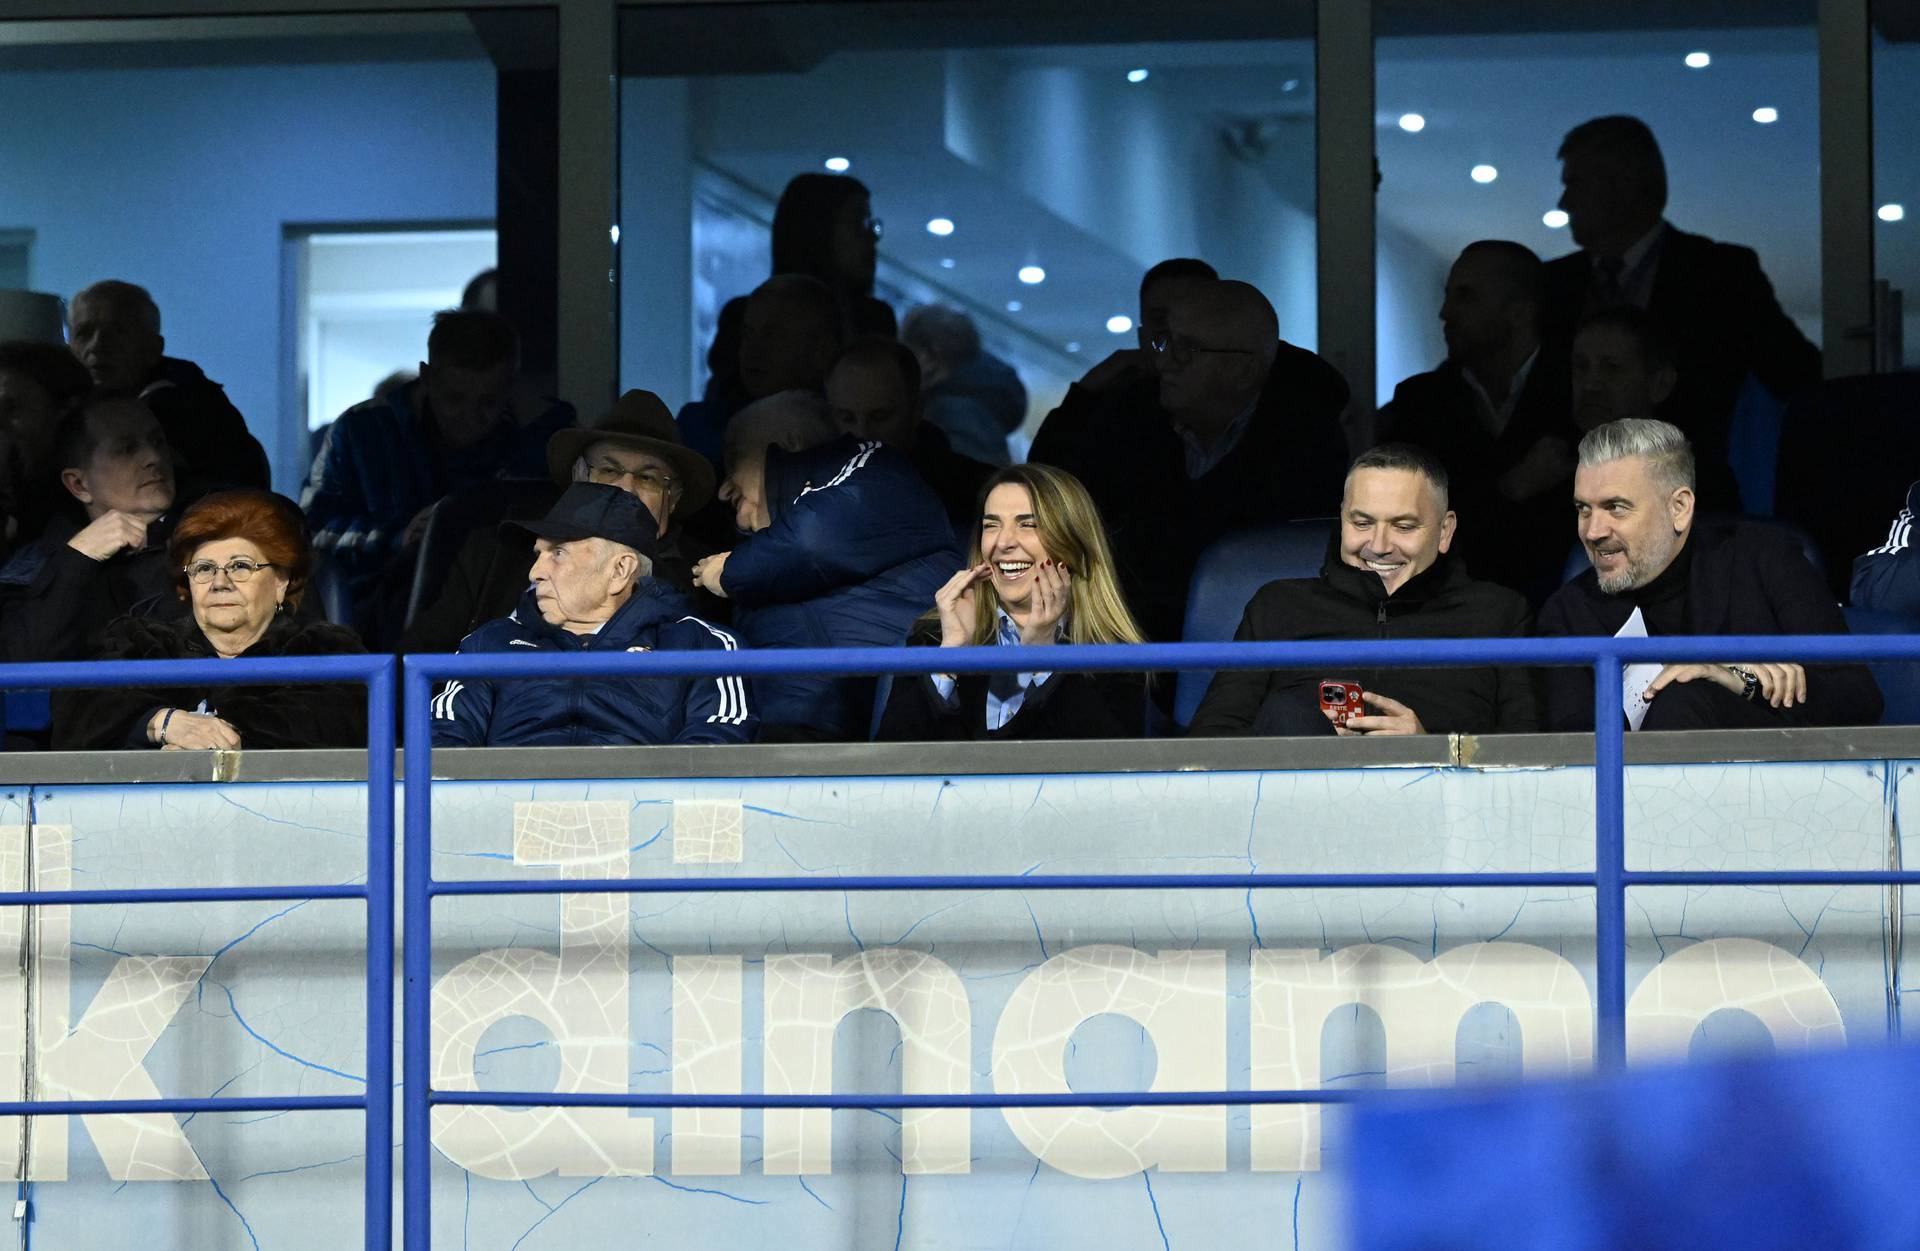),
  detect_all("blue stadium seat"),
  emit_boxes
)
[308,552,356,629]
[1173,519,1331,730]
[1840,606,1920,726]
